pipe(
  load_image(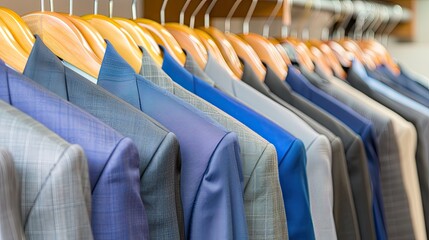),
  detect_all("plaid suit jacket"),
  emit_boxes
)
[0,147,25,239]
[139,47,287,240]
[23,37,183,240]
[0,60,149,239]
[0,101,92,239]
